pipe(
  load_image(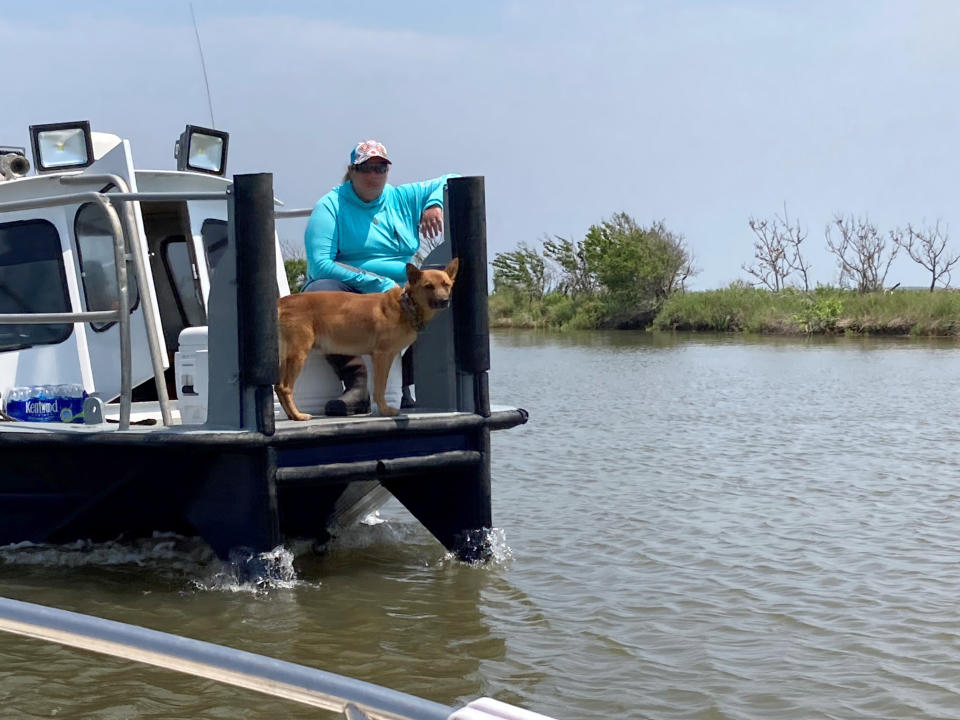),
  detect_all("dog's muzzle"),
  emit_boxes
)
[430,298,451,309]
